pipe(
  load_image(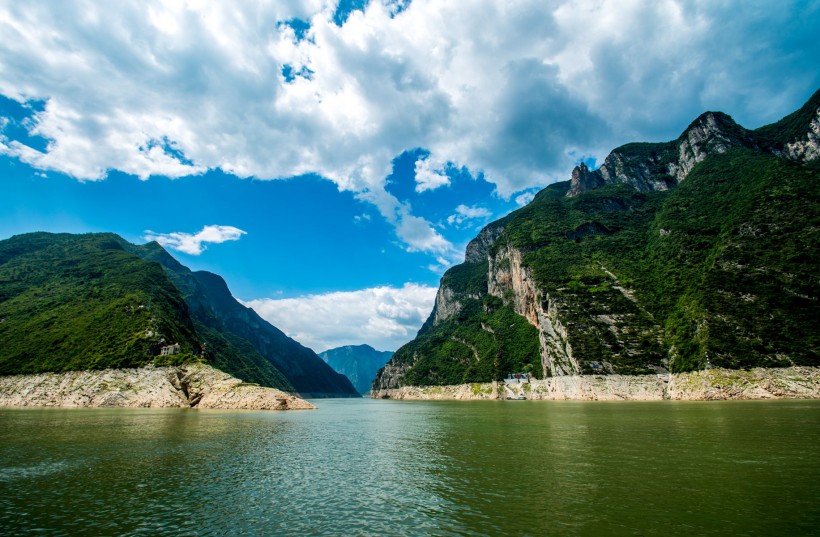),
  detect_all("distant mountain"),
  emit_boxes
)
[319,344,393,394]
[375,88,820,392]
[0,232,359,397]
